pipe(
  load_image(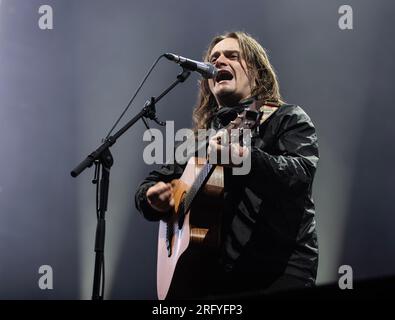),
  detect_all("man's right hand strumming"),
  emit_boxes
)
[146,182,175,213]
